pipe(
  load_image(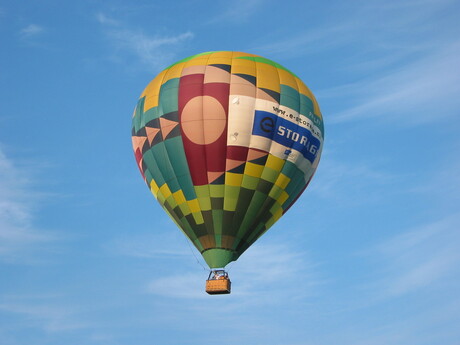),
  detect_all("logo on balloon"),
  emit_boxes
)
[260,117,275,133]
